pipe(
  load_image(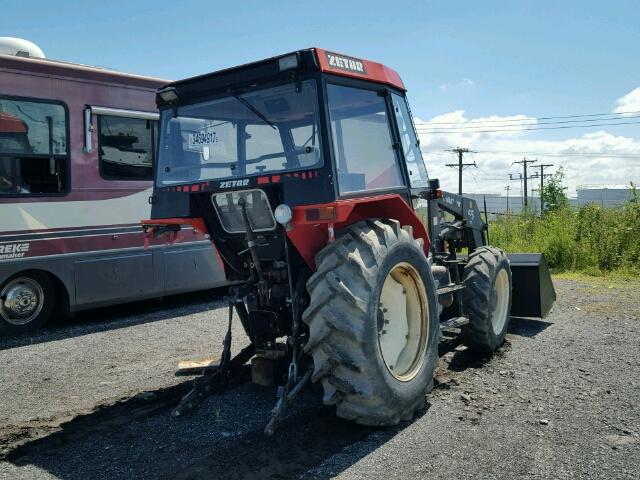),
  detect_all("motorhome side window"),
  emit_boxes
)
[98,116,155,180]
[0,97,68,196]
